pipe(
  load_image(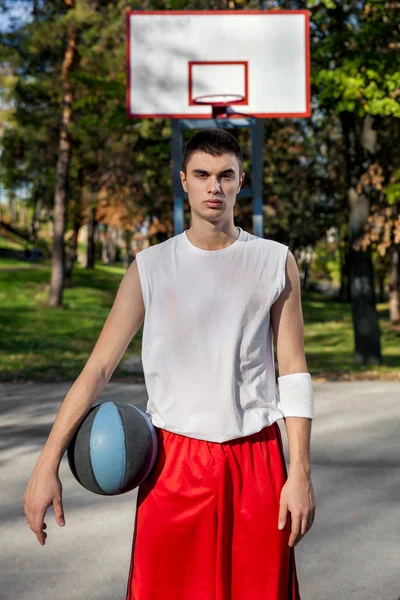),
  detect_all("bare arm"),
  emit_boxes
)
[271,250,311,471]
[271,250,315,547]
[39,259,145,468]
[24,259,145,544]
